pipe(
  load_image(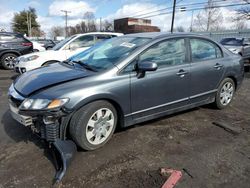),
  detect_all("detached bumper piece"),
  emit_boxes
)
[51,139,77,184]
